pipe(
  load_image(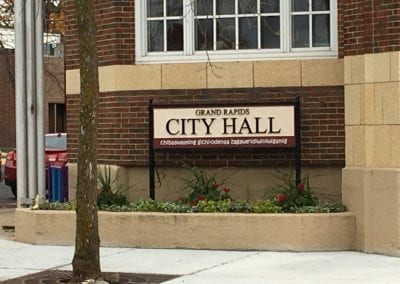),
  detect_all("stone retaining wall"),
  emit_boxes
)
[15,209,356,251]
